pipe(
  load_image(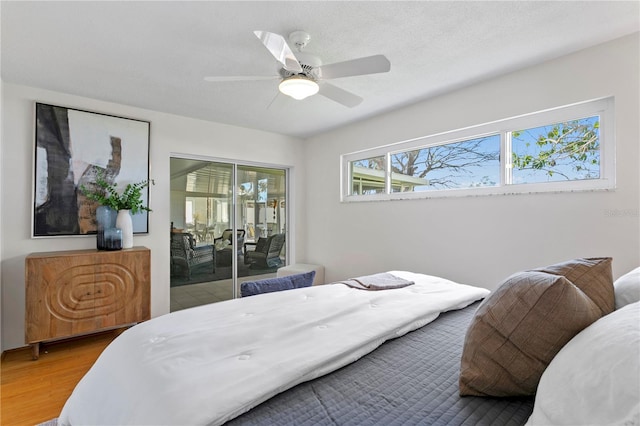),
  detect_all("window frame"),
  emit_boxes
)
[341,97,615,202]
